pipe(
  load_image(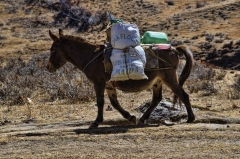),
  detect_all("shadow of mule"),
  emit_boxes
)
[74,124,160,135]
